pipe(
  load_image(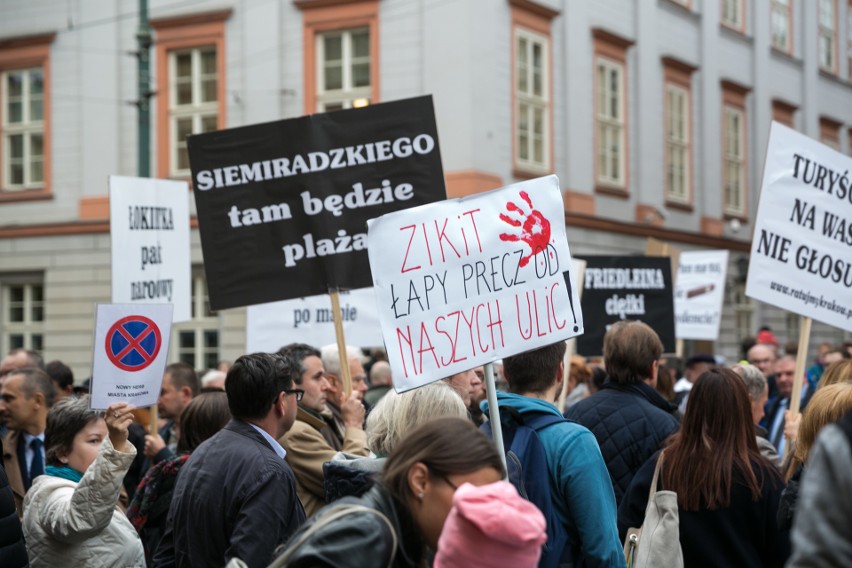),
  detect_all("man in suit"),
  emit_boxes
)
[0,367,55,516]
[153,353,306,568]
[765,355,811,456]
[144,362,198,466]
